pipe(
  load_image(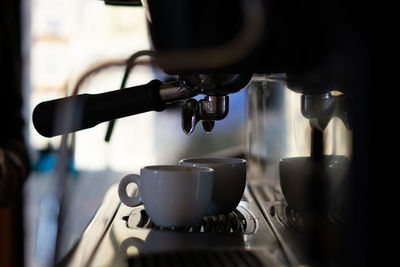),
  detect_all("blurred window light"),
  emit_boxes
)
[30,0,155,172]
